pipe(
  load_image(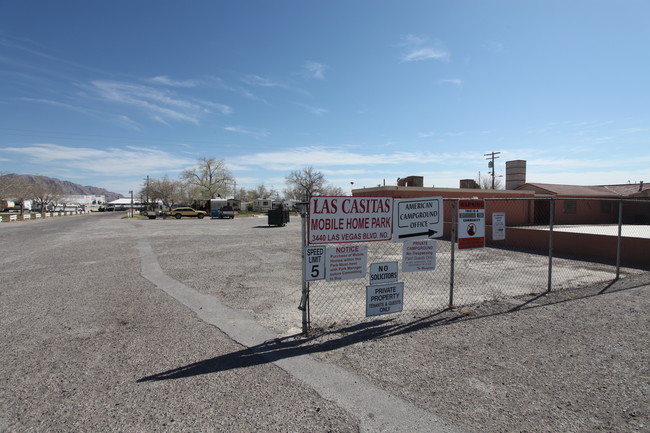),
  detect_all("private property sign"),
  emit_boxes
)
[308,196,393,244]
[366,283,404,316]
